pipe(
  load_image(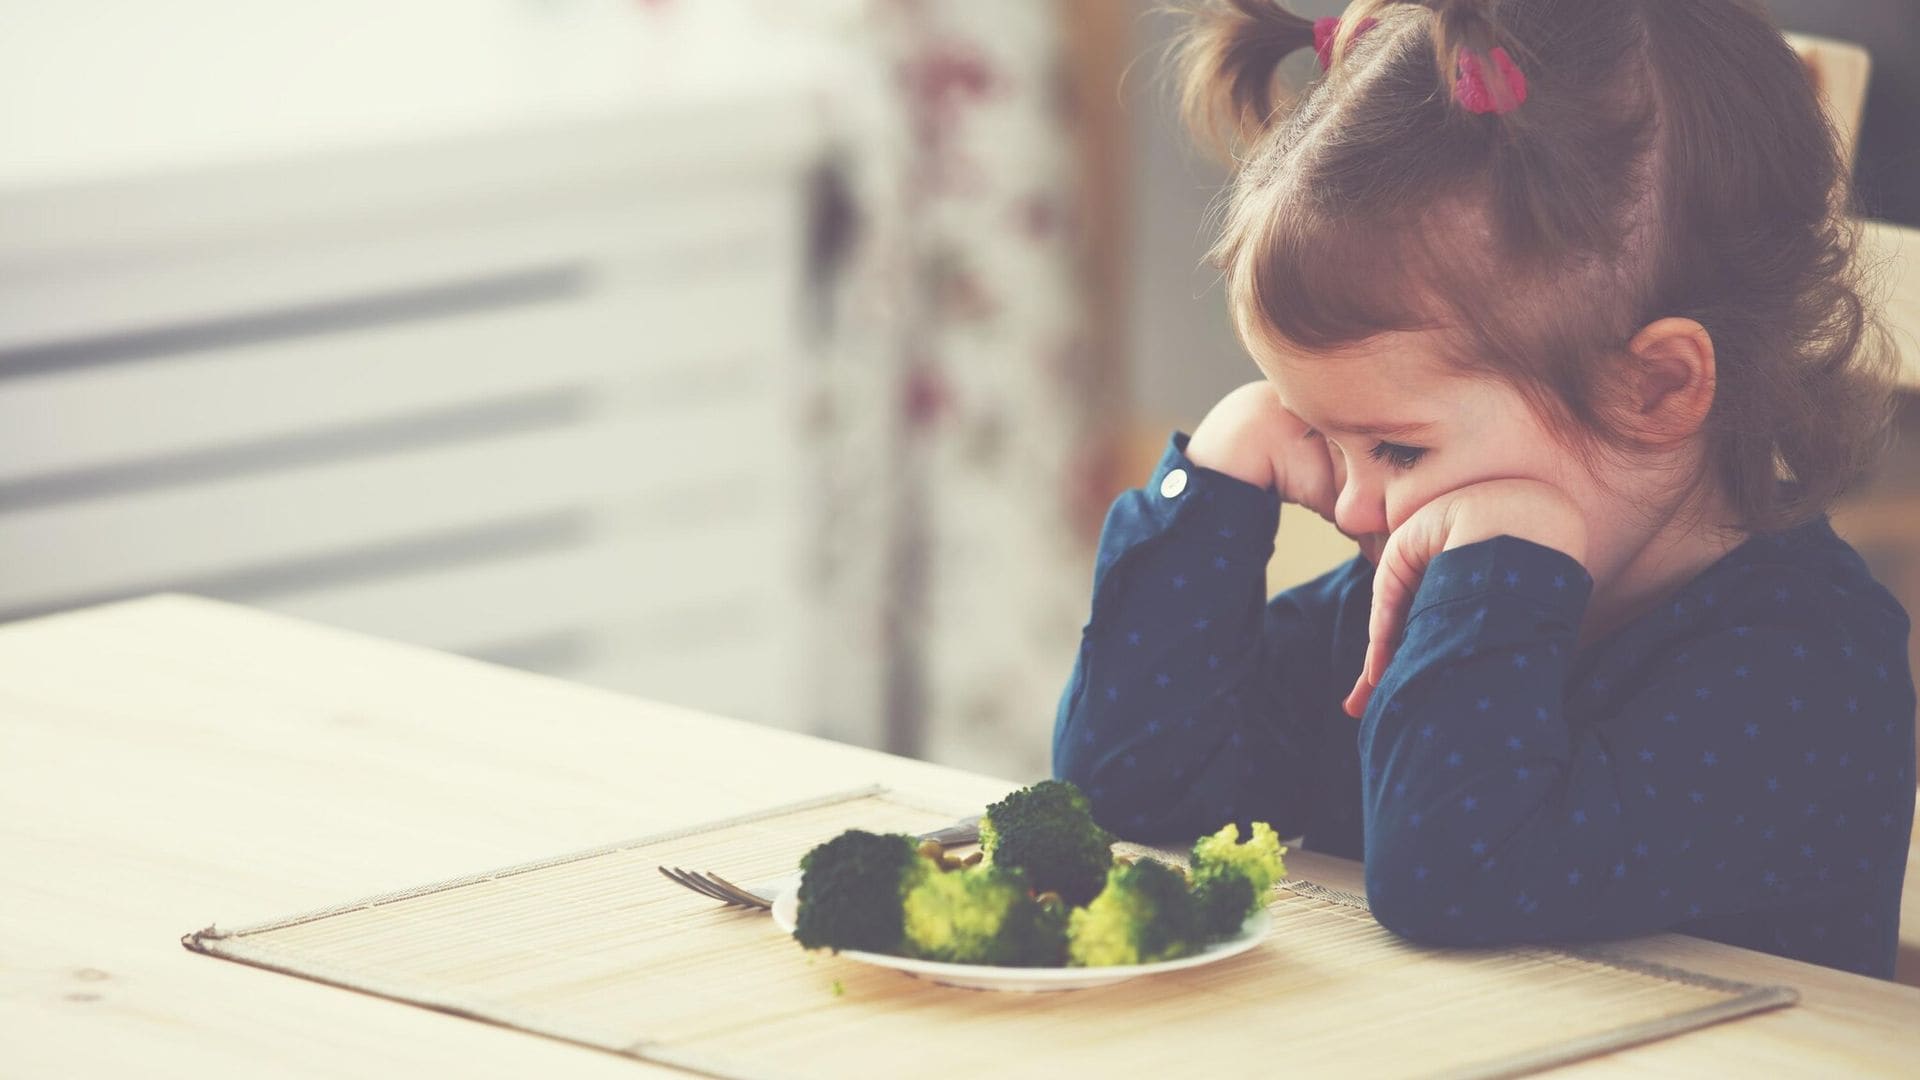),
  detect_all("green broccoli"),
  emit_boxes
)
[793,829,932,954]
[979,779,1114,906]
[1189,821,1288,938]
[902,863,1069,966]
[1192,873,1257,939]
[1066,857,1205,966]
